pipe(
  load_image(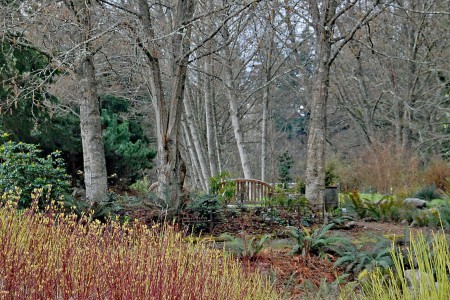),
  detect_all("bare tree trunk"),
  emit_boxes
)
[261,12,275,182]
[137,0,194,209]
[305,0,384,221]
[68,1,108,203]
[305,0,337,221]
[213,101,224,174]
[184,88,210,190]
[402,0,418,152]
[204,0,219,178]
[181,119,207,190]
[261,86,269,182]
[204,57,219,178]
[77,53,108,202]
[224,63,253,179]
